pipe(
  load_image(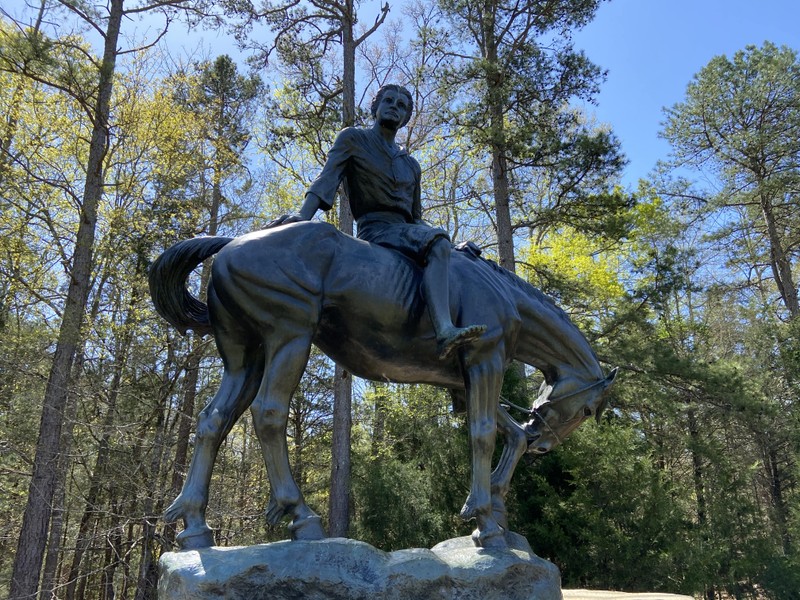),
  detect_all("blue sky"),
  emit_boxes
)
[573,0,800,187]
[136,0,799,188]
